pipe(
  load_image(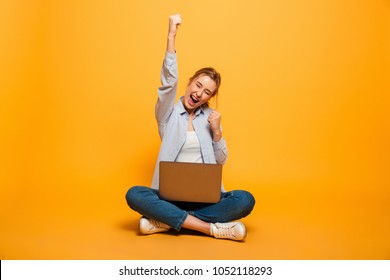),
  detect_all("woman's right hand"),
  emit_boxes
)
[168,14,182,38]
